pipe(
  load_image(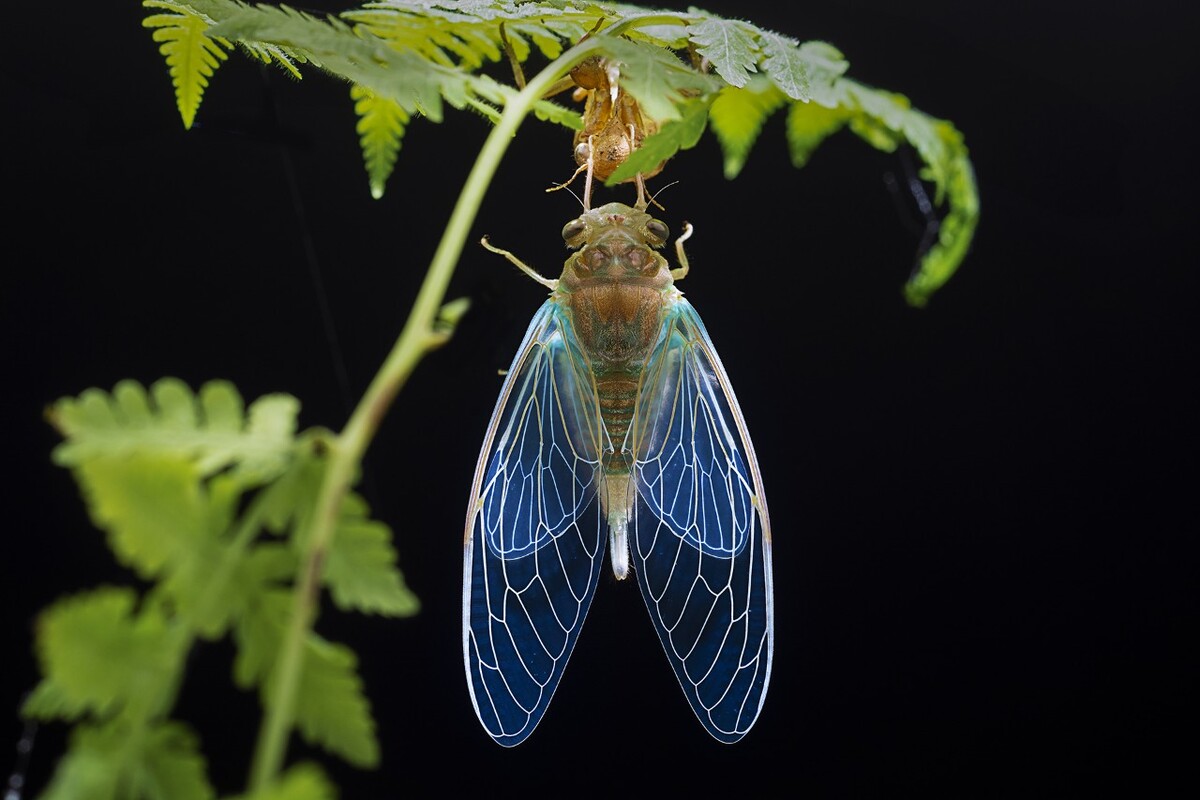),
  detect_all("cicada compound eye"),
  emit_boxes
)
[562,219,587,247]
[645,219,669,246]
